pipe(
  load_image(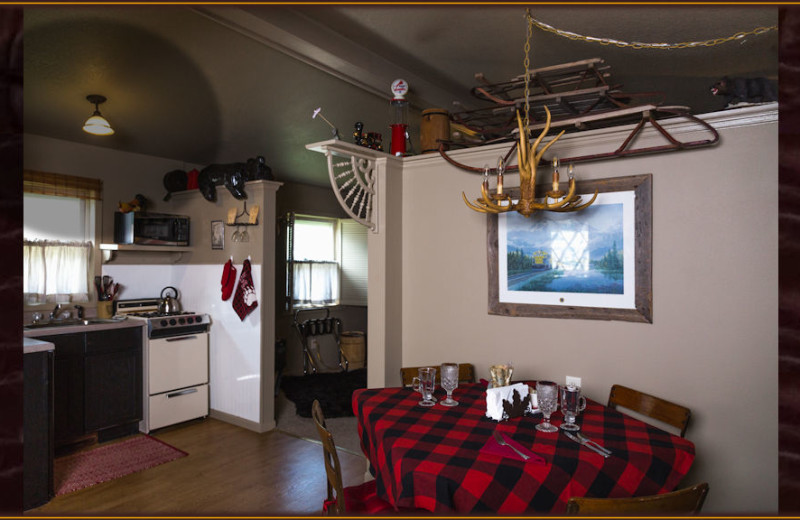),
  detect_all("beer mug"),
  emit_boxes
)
[560,384,587,431]
[412,367,437,407]
[489,363,513,388]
